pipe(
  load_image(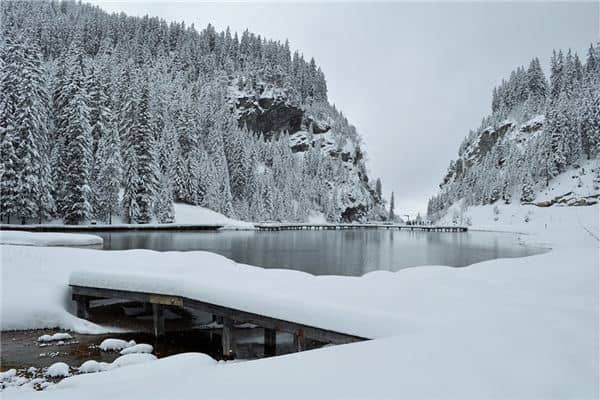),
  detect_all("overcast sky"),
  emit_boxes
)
[91,0,599,216]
